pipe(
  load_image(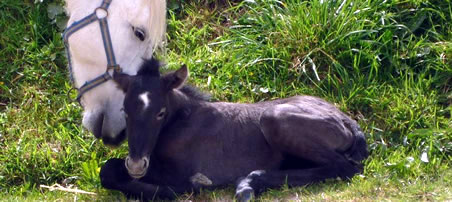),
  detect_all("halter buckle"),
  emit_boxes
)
[67,87,79,103]
[95,7,108,19]
[108,65,121,73]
